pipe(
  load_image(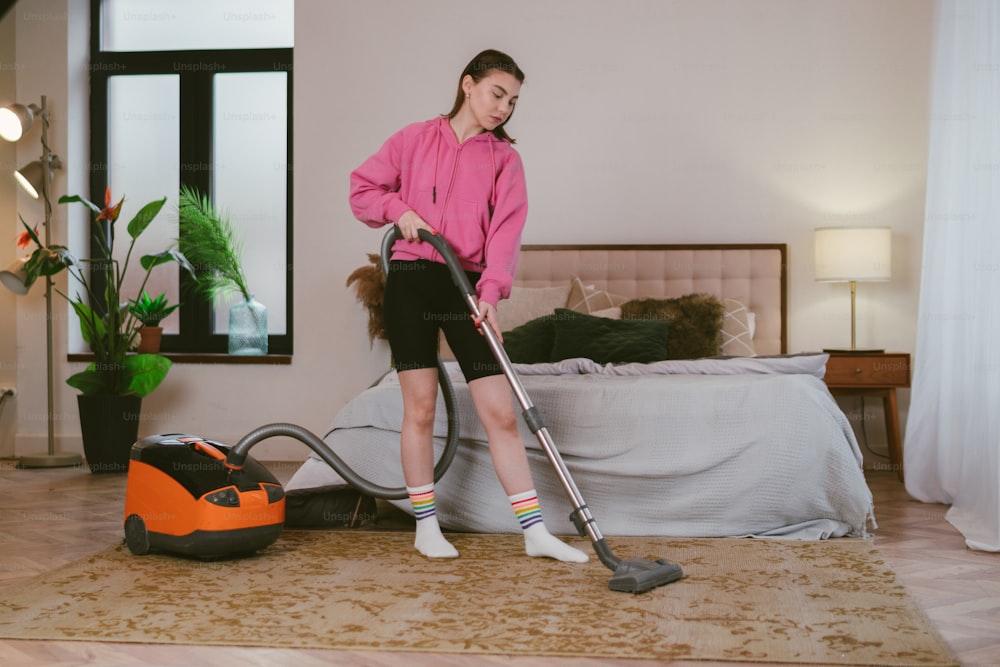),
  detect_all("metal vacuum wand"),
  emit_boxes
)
[391,227,683,593]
